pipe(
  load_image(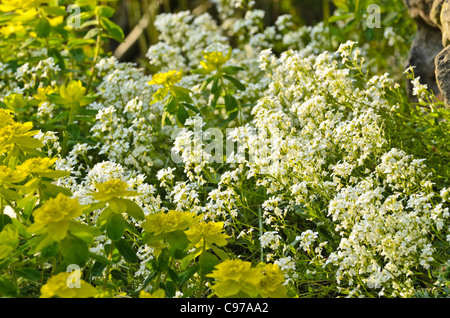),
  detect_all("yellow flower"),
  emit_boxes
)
[0,165,28,184]
[90,179,138,202]
[0,22,25,36]
[0,109,14,128]
[185,221,229,249]
[4,93,27,110]
[34,86,56,104]
[139,289,165,298]
[0,0,44,12]
[59,80,86,104]
[40,272,98,298]
[0,121,38,154]
[200,49,232,73]
[207,259,263,298]
[148,69,183,88]
[142,210,201,237]
[0,224,19,260]
[257,263,288,298]
[28,193,84,241]
[16,157,57,175]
